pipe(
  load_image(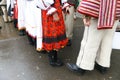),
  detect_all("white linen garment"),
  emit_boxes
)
[17,0,26,30]
[25,0,43,50]
[76,18,119,70]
